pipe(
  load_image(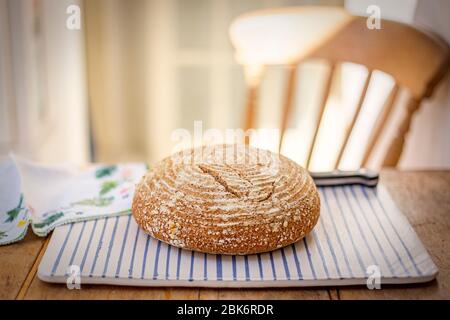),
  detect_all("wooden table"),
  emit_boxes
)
[1,170,449,300]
